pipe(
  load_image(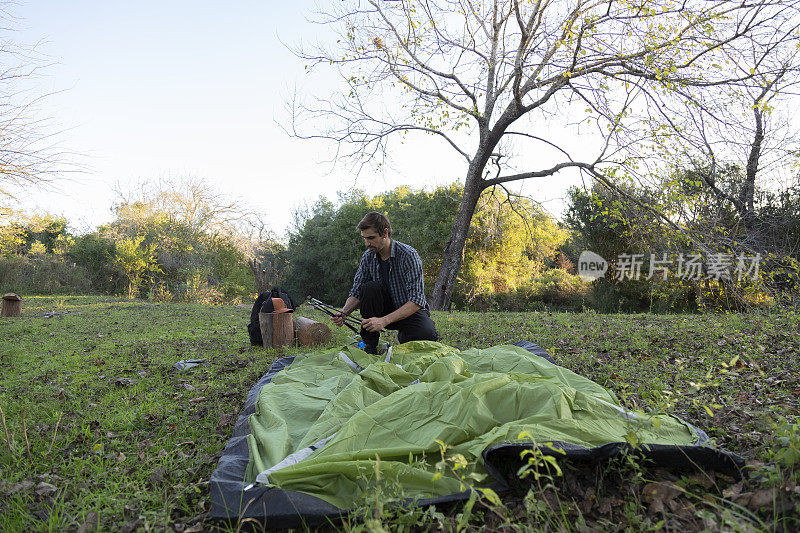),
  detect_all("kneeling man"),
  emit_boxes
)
[332,212,439,353]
